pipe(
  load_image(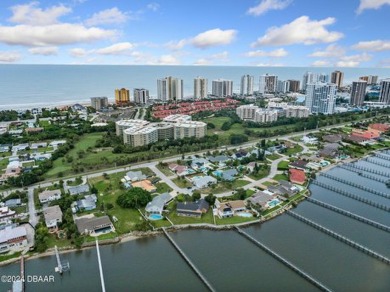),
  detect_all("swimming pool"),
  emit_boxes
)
[236,212,253,218]
[268,199,280,208]
[148,214,163,220]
